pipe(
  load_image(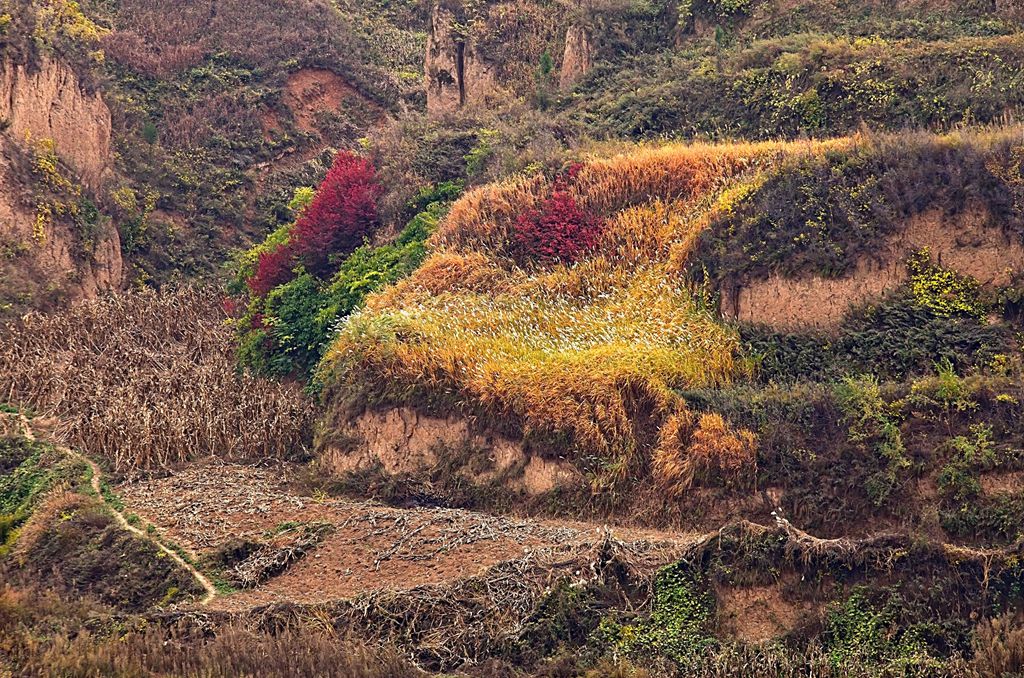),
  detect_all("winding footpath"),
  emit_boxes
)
[16,414,218,605]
